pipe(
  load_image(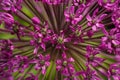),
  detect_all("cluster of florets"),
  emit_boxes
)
[0,0,120,80]
[0,40,50,79]
[0,0,23,12]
